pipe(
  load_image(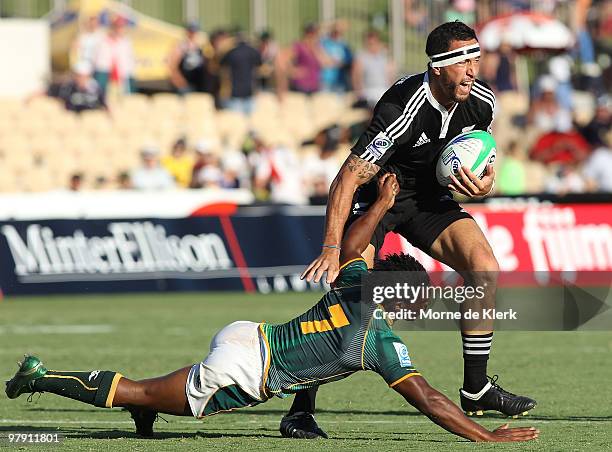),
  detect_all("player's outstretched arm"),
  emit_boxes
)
[393,375,539,442]
[340,173,398,264]
[301,154,380,284]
